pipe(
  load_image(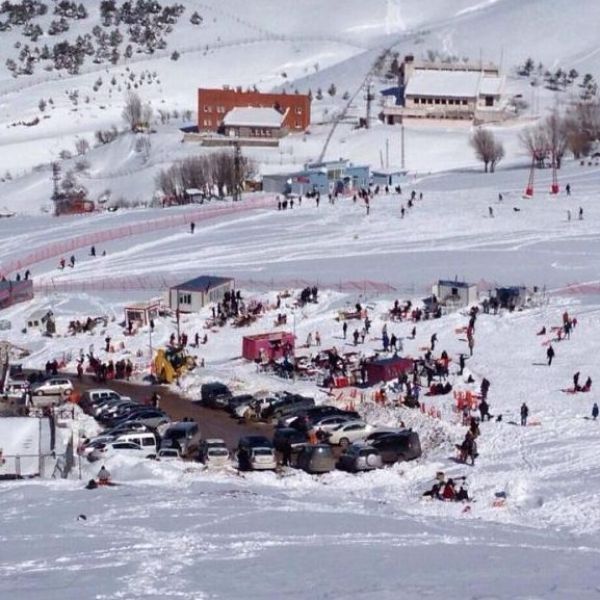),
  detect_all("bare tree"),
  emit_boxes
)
[470,128,505,172]
[541,111,569,168]
[122,91,142,131]
[519,126,549,168]
[75,137,90,155]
